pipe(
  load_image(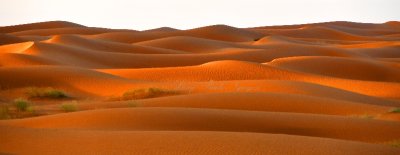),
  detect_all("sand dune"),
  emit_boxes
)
[19,35,51,42]
[0,53,59,67]
[47,34,186,54]
[3,41,189,68]
[323,25,400,36]
[269,56,400,82]
[0,33,27,45]
[98,60,303,81]
[174,80,400,106]
[252,21,398,31]
[184,24,264,42]
[11,27,122,36]
[134,36,251,53]
[260,26,378,41]
[3,107,400,142]
[339,41,400,49]
[144,27,179,32]
[1,127,398,155]
[0,21,83,33]
[90,24,263,44]
[87,31,152,43]
[2,64,398,105]
[0,66,135,97]
[253,35,322,45]
[1,42,363,69]
[136,92,392,115]
[67,92,391,120]
[0,21,399,154]
[0,41,34,54]
[98,59,400,101]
